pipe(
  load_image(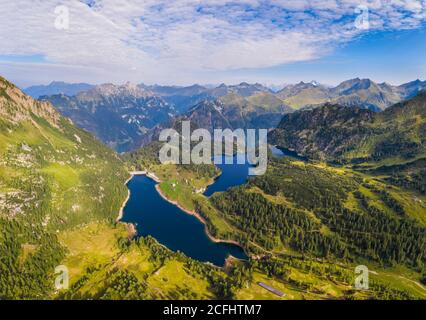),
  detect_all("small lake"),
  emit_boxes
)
[270,145,308,161]
[204,154,252,197]
[121,173,248,266]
